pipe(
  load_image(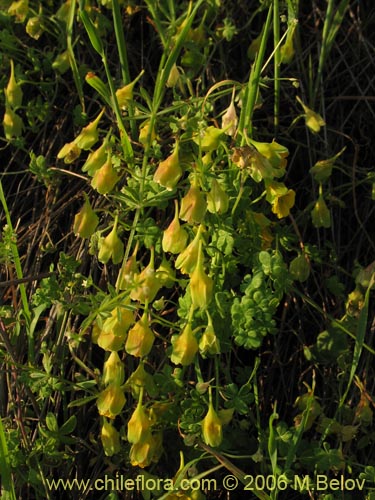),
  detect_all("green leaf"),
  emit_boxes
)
[45,413,58,433]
